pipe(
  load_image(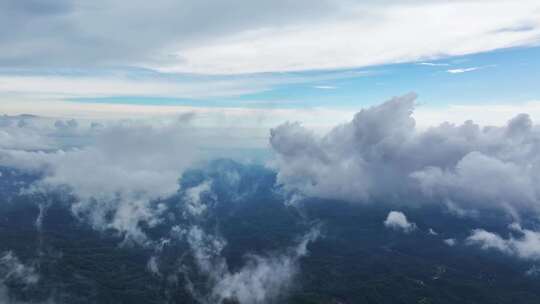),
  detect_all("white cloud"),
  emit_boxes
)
[467,229,512,253]
[0,251,39,285]
[211,228,319,304]
[442,200,479,220]
[0,0,337,69]
[146,256,160,276]
[162,1,540,73]
[0,251,48,304]
[466,223,540,260]
[444,238,457,246]
[1,1,539,74]
[270,93,540,218]
[0,70,357,101]
[0,115,56,150]
[413,100,540,129]
[313,85,337,90]
[418,62,450,67]
[0,119,203,243]
[0,74,267,100]
[384,211,416,233]
[4,94,540,135]
[182,224,320,304]
[183,181,214,217]
[446,67,481,74]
